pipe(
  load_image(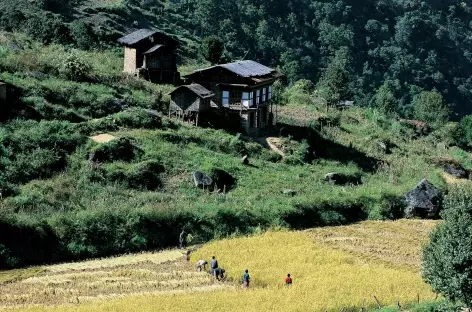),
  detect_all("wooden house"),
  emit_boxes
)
[173,60,282,135]
[169,84,215,125]
[117,29,180,84]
